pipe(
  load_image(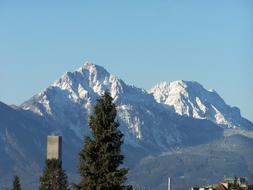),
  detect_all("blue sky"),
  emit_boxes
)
[0,0,252,121]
